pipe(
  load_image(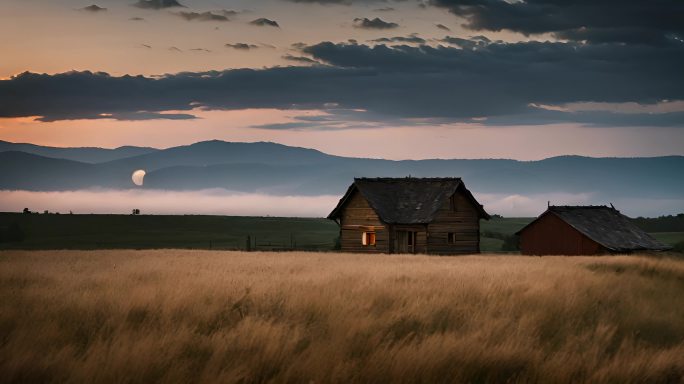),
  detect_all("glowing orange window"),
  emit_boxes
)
[362,232,376,246]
